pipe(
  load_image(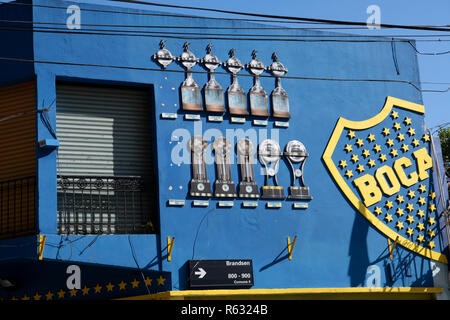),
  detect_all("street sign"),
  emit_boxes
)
[188,259,254,289]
